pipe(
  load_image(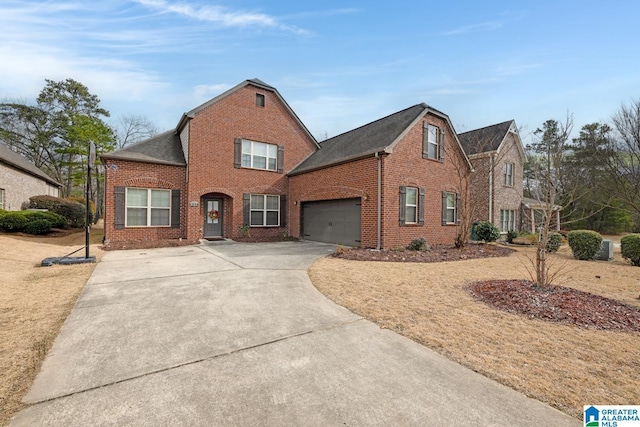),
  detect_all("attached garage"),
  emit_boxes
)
[301,198,361,246]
